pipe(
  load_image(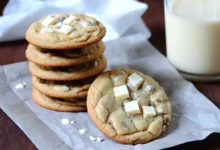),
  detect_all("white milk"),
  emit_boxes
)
[165,0,220,75]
